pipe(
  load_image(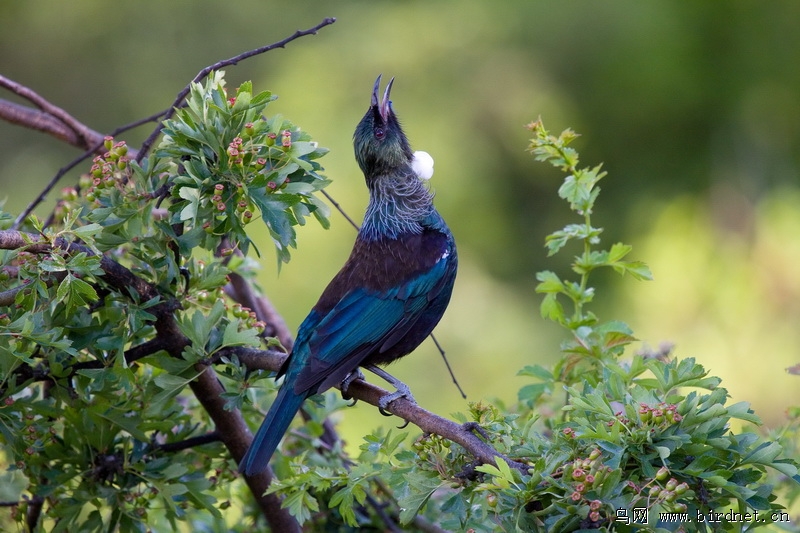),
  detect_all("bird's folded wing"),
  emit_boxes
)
[291,256,452,394]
